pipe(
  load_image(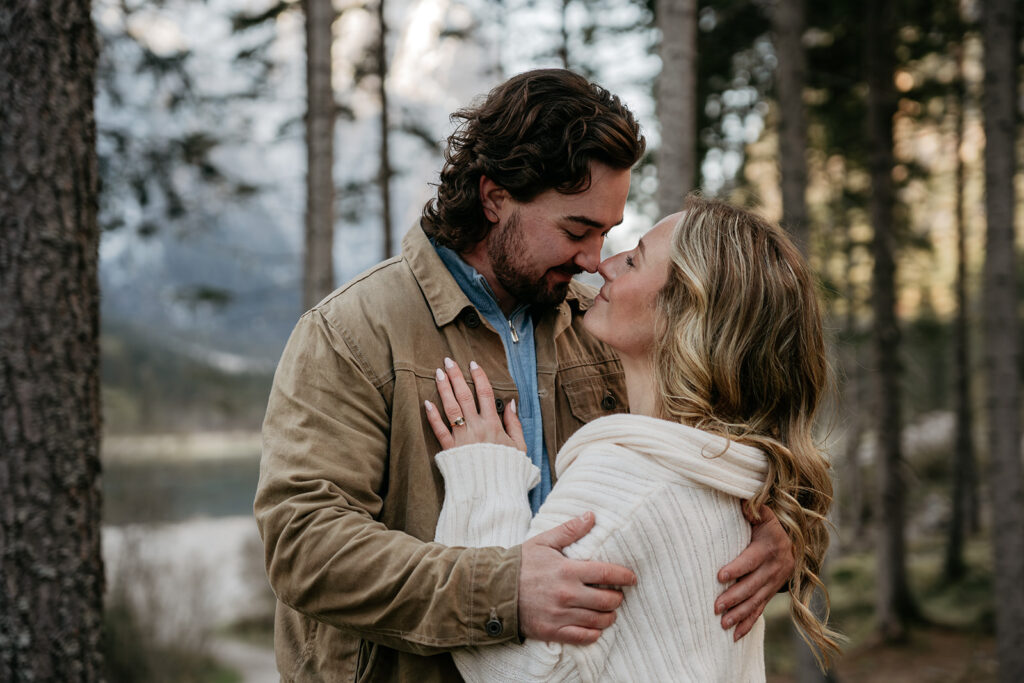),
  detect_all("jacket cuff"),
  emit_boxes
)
[466,544,522,645]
